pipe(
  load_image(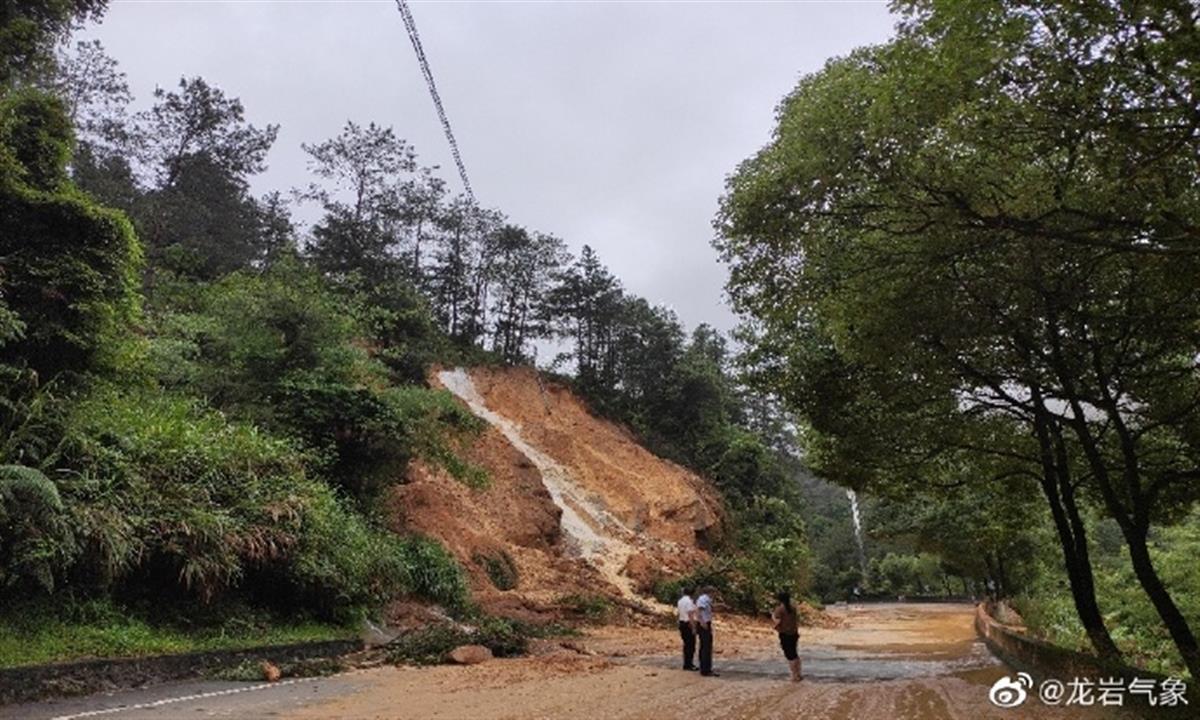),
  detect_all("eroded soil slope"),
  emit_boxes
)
[388,366,722,618]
